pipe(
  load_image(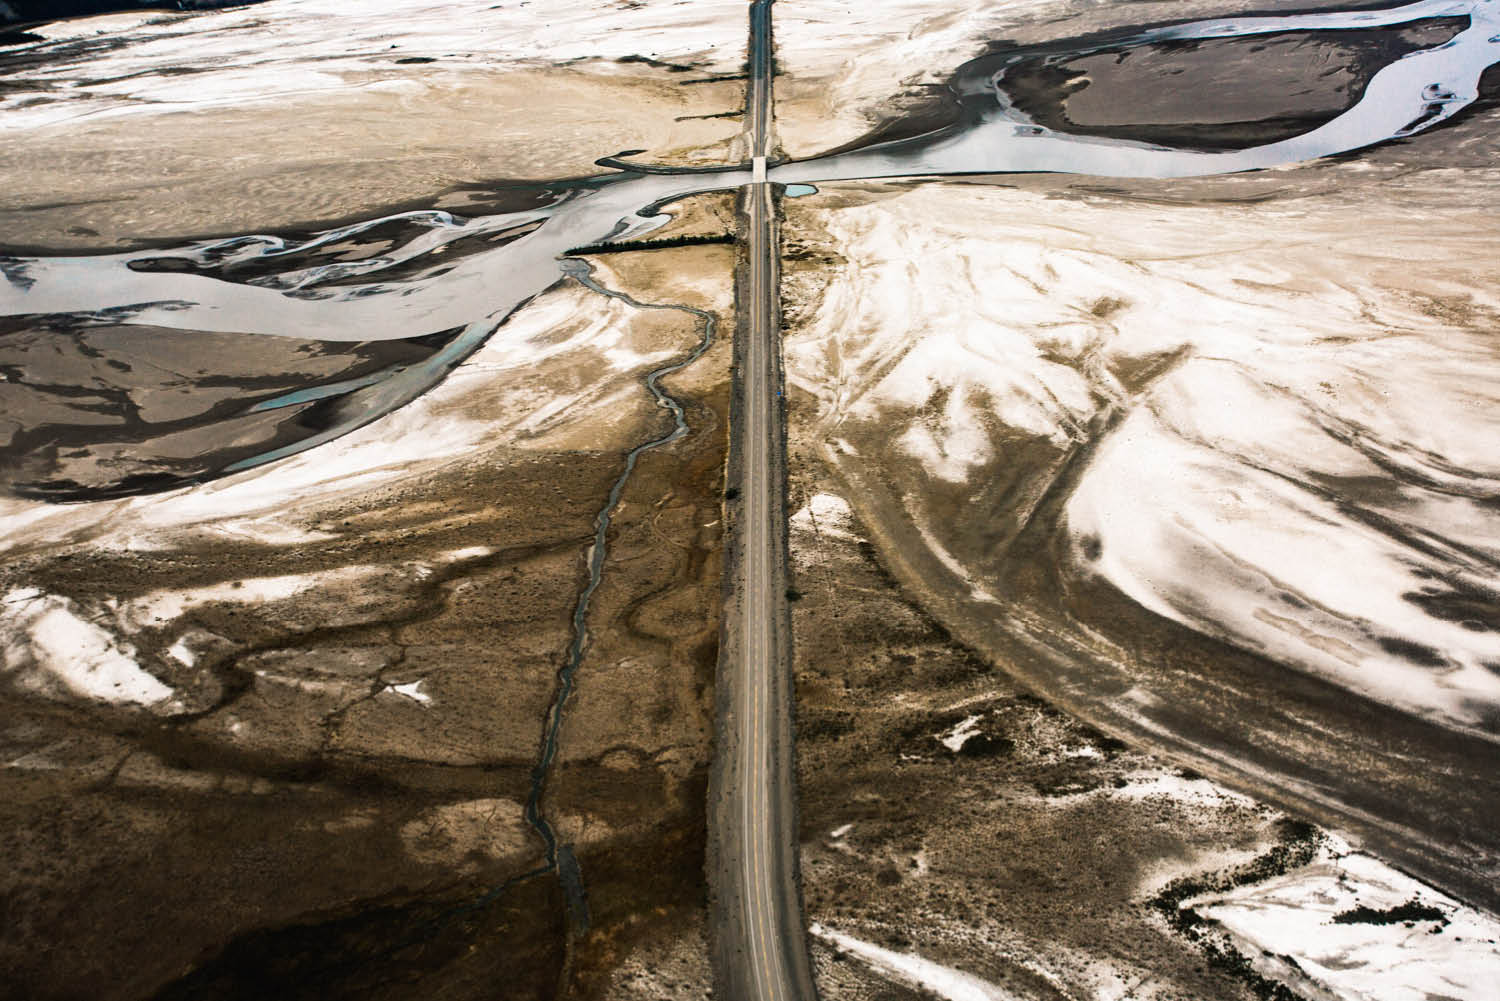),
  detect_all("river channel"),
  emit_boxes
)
[2,0,1497,498]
